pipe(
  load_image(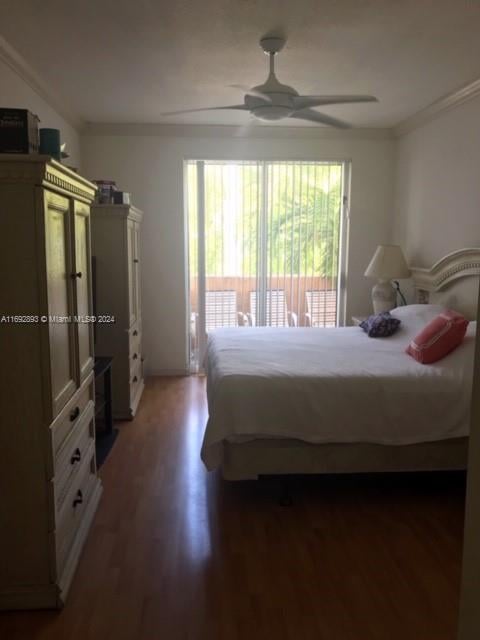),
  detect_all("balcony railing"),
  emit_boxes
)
[190,275,337,328]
